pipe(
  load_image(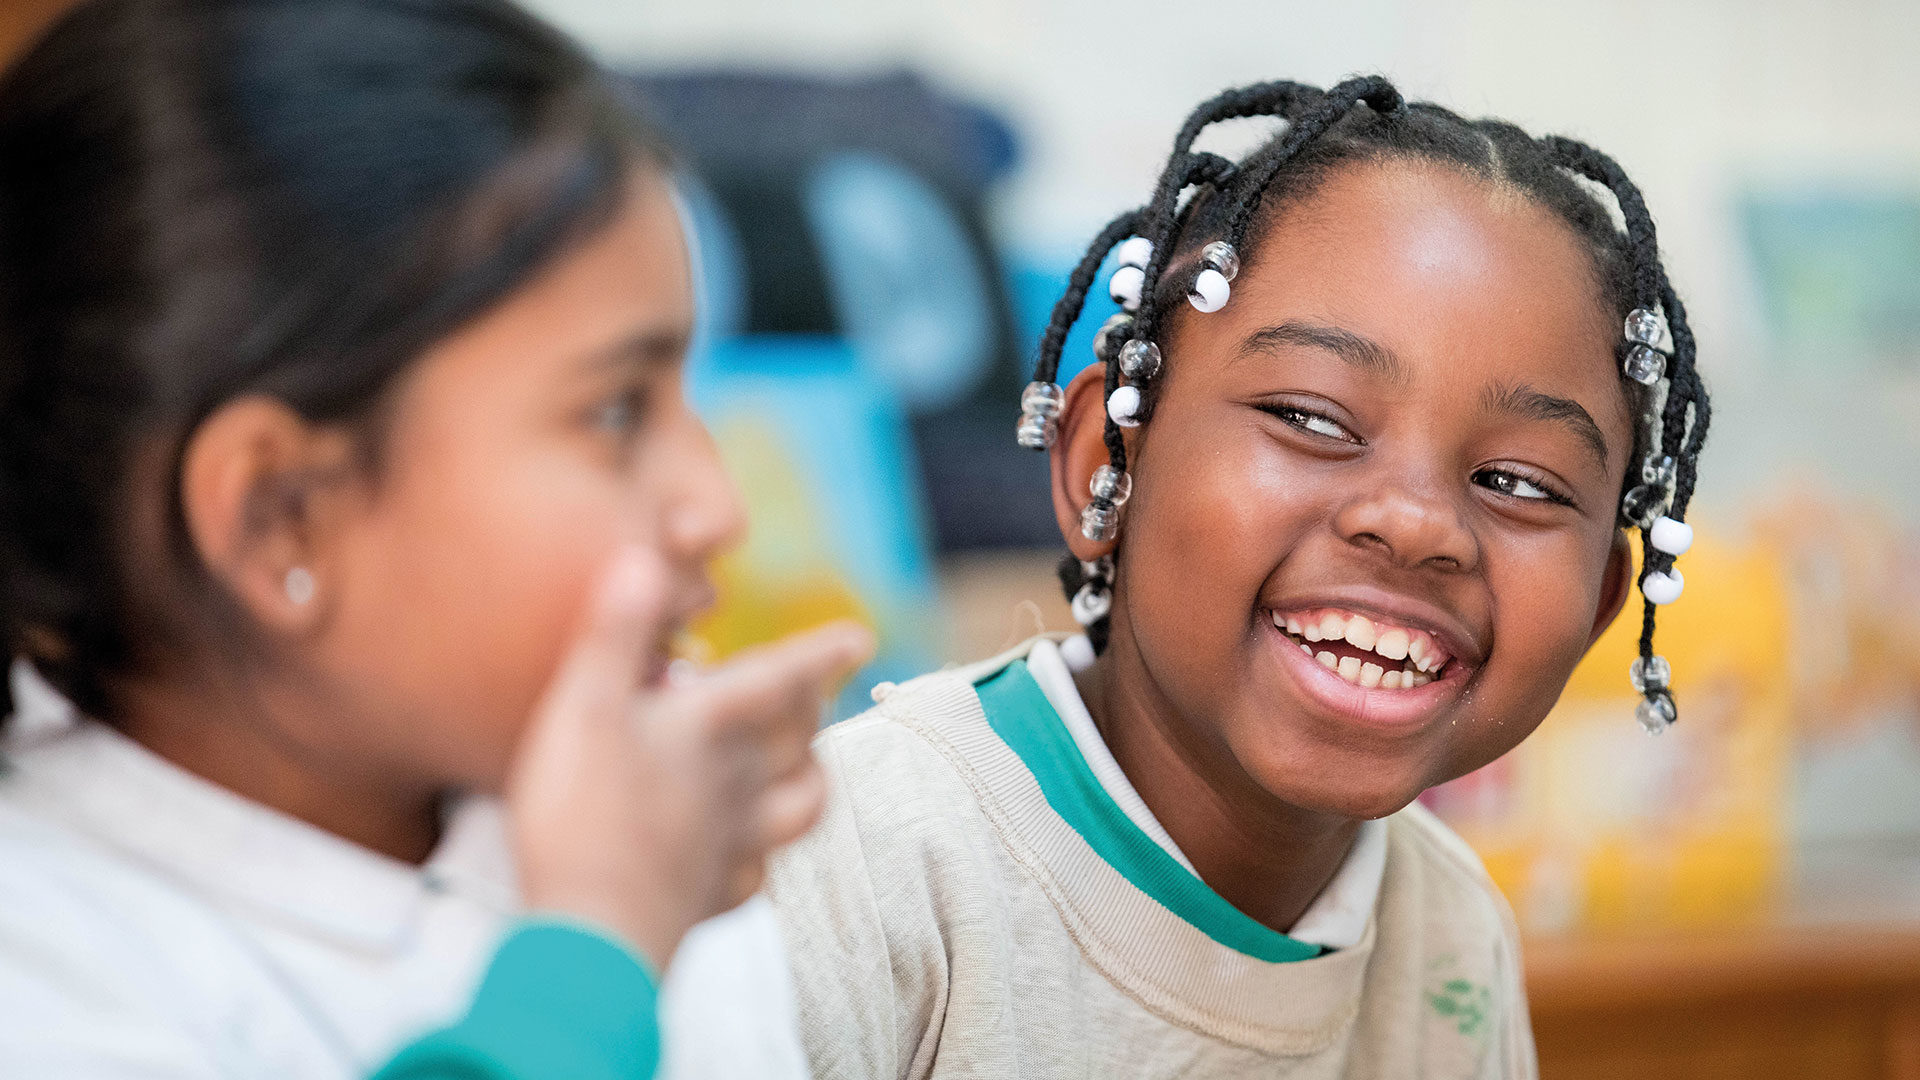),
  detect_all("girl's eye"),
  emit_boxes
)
[1264,404,1357,443]
[591,386,651,437]
[1475,467,1571,506]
